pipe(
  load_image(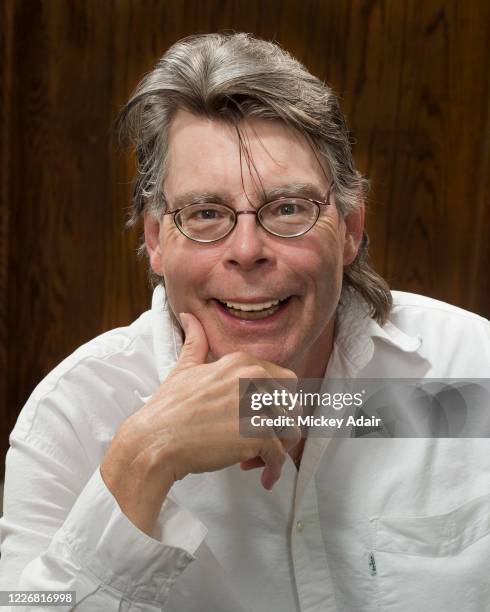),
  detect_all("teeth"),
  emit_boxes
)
[222,299,280,312]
